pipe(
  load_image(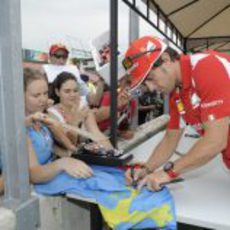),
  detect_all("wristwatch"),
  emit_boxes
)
[163,161,178,179]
